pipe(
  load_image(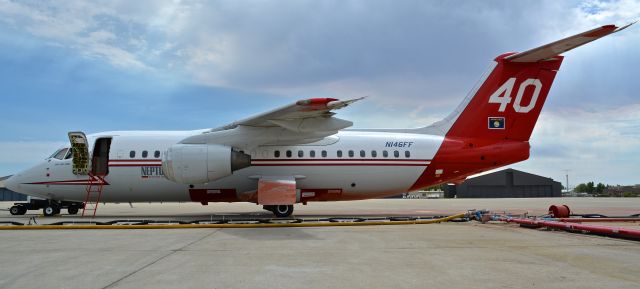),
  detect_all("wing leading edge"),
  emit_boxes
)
[506,22,635,63]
